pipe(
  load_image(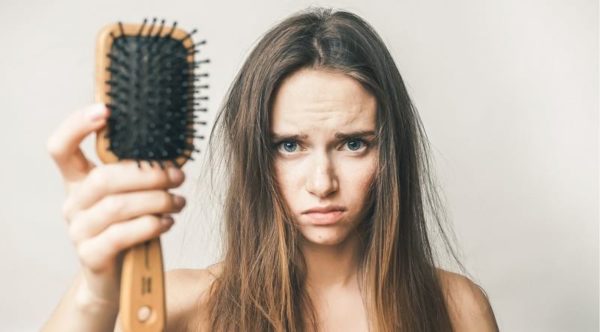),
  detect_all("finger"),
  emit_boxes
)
[62,161,185,219]
[68,190,186,243]
[77,215,174,273]
[47,103,110,182]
